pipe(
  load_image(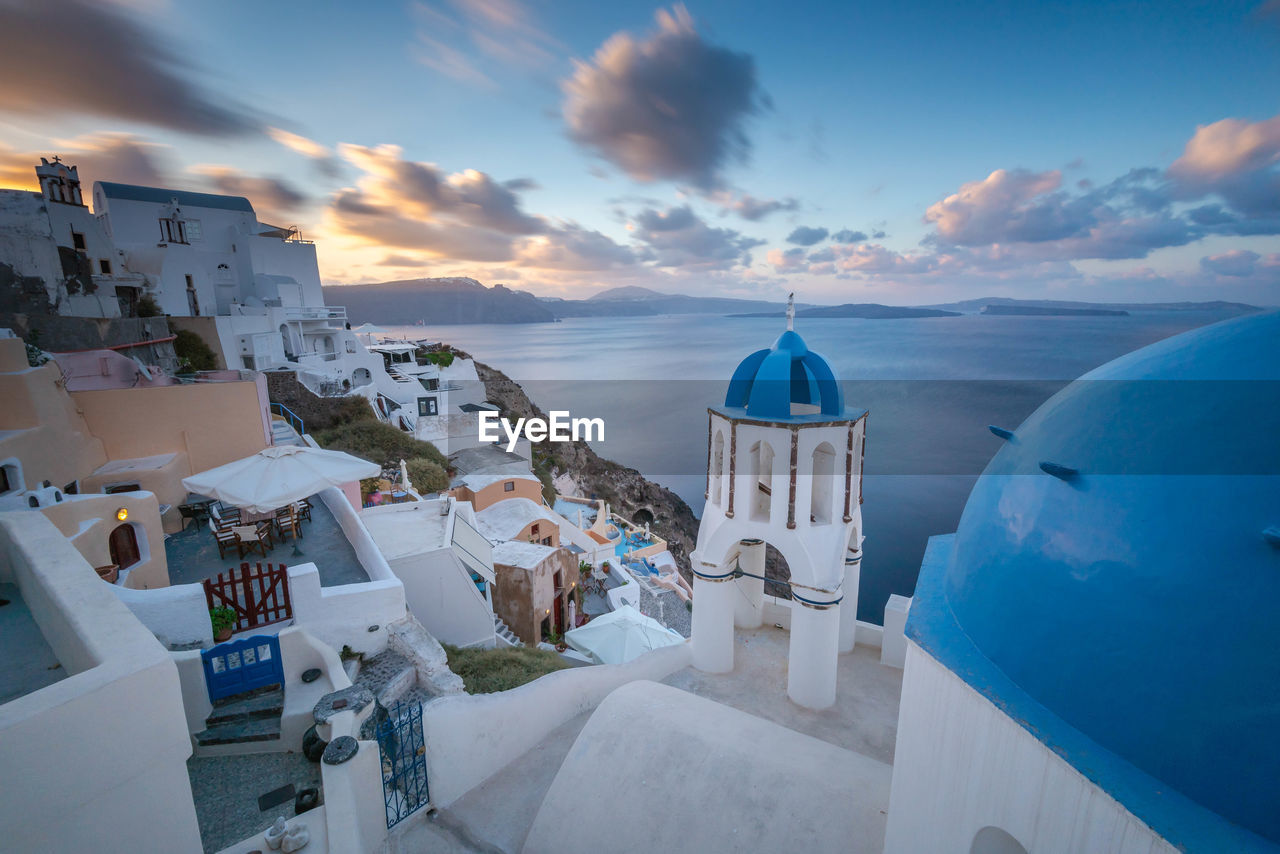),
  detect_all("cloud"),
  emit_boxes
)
[325,144,551,262]
[707,190,799,221]
[924,168,1082,245]
[786,225,829,246]
[411,0,560,86]
[0,0,259,135]
[767,247,807,272]
[268,127,341,176]
[1199,249,1260,277]
[1169,115,1280,180]
[562,5,763,188]
[377,254,428,267]
[337,143,545,235]
[515,223,636,271]
[832,229,868,244]
[0,133,172,190]
[631,204,763,268]
[188,165,308,223]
